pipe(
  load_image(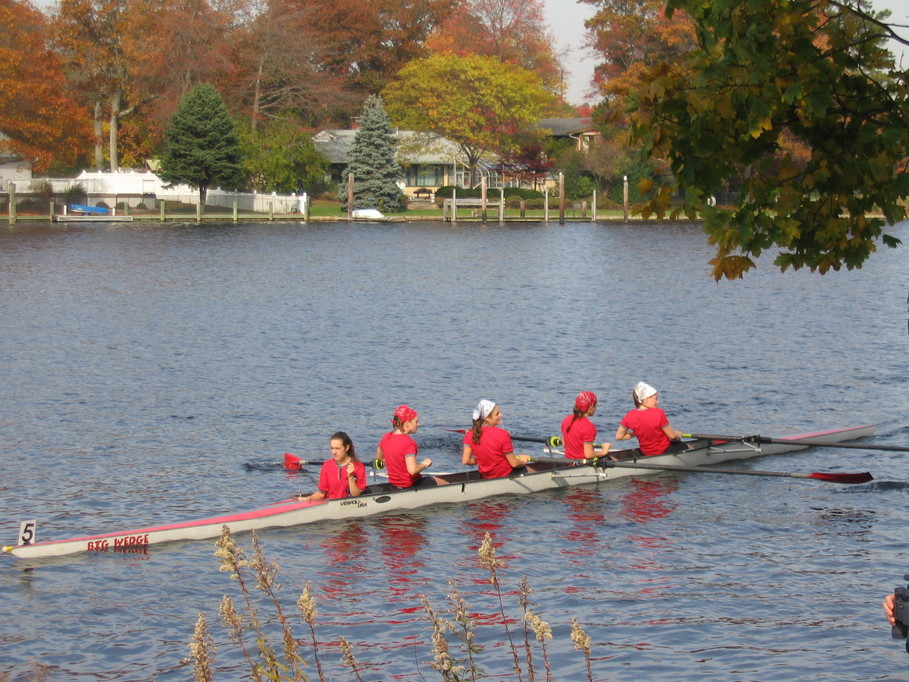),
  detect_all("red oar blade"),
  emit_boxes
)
[807,471,873,484]
[284,452,303,470]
